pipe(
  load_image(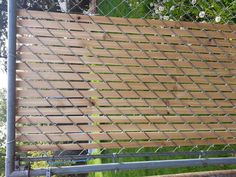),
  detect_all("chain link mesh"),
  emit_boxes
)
[16,0,236,23]
[14,0,236,173]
